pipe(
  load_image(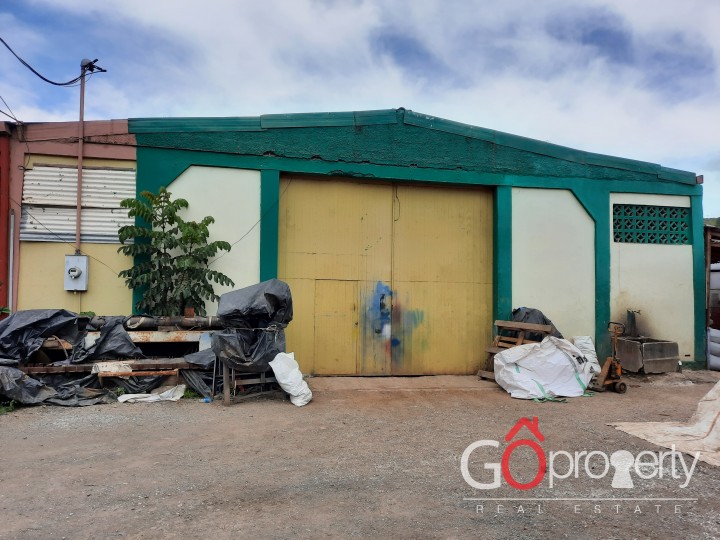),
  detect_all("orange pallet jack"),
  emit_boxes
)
[589,322,628,394]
